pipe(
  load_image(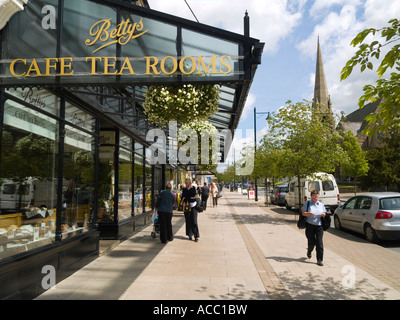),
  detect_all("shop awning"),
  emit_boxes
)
[0,0,264,160]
